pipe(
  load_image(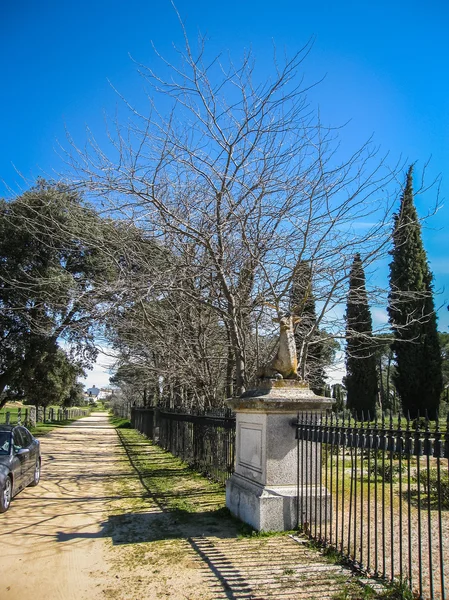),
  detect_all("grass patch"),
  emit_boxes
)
[237,522,295,539]
[30,418,84,437]
[115,428,227,515]
[109,415,132,428]
[304,538,347,566]
[30,420,73,436]
[332,578,415,600]
[332,580,378,599]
